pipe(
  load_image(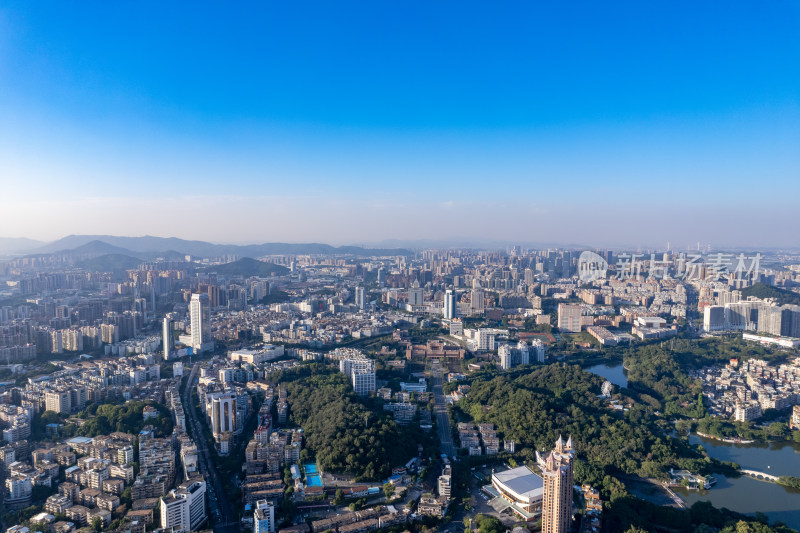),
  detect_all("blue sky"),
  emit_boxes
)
[1,1,798,247]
